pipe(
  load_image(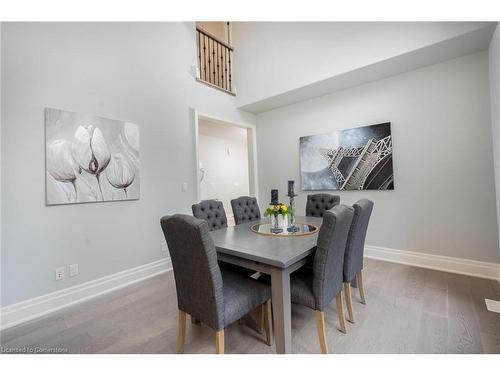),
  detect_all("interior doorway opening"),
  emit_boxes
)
[194,112,258,225]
